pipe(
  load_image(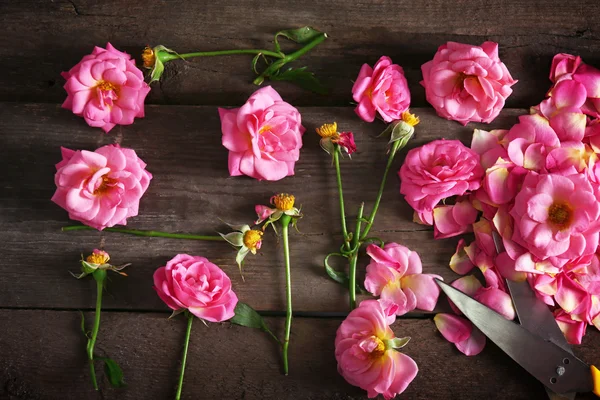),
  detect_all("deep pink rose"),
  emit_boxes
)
[336,132,357,155]
[153,254,238,322]
[335,300,418,399]
[61,43,151,133]
[352,56,410,122]
[421,41,517,125]
[219,86,305,181]
[399,139,484,214]
[51,145,152,230]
